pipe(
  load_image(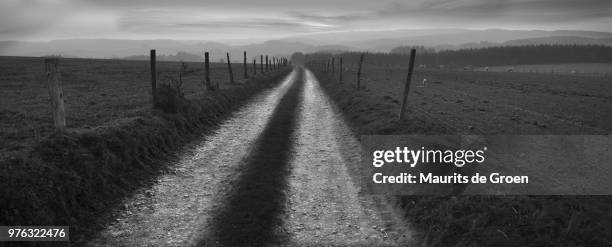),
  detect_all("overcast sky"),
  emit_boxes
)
[1,0,611,42]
